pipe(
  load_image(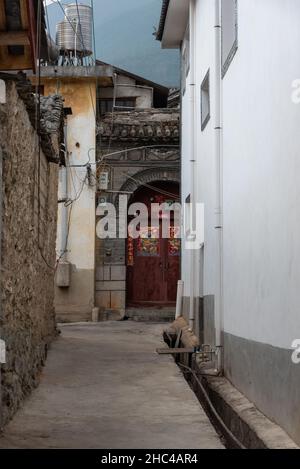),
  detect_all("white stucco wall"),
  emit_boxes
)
[181,0,300,351]
[222,0,300,350]
[181,0,219,301]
